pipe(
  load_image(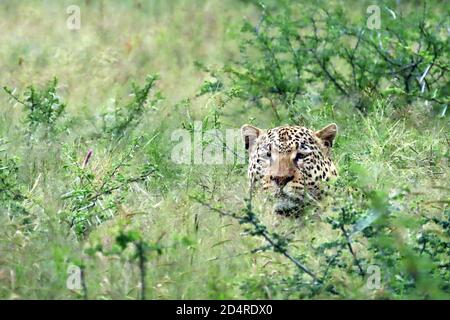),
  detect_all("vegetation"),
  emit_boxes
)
[0,0,448,299]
